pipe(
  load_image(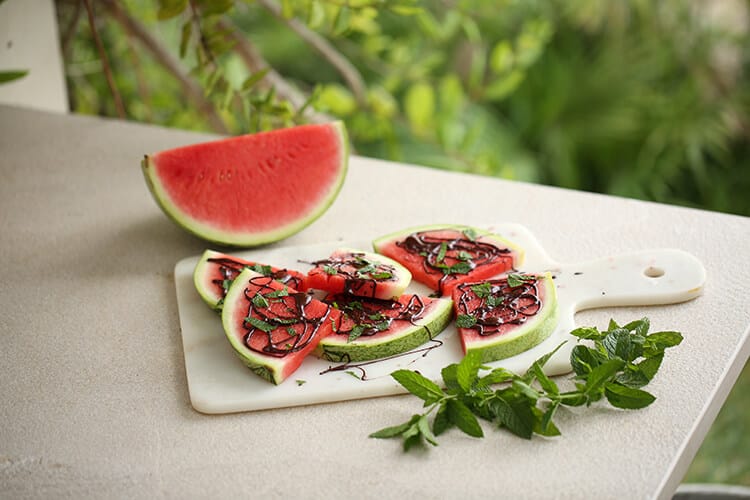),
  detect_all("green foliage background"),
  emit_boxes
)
[56,0,749,486]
